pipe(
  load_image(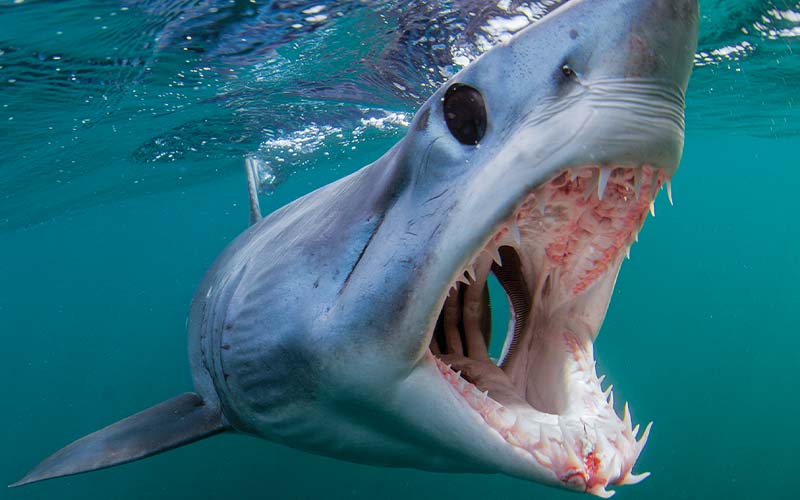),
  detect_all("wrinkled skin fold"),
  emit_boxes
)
[12,1,698,496]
